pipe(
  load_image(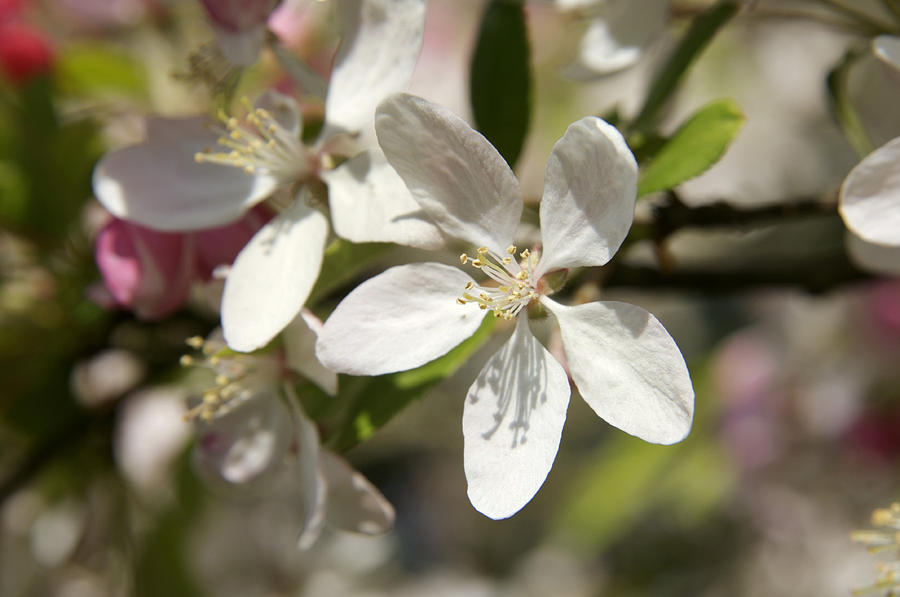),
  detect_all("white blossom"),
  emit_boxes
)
[315,94,694,519]
[92,0,441,352]
[185,313,393,549]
